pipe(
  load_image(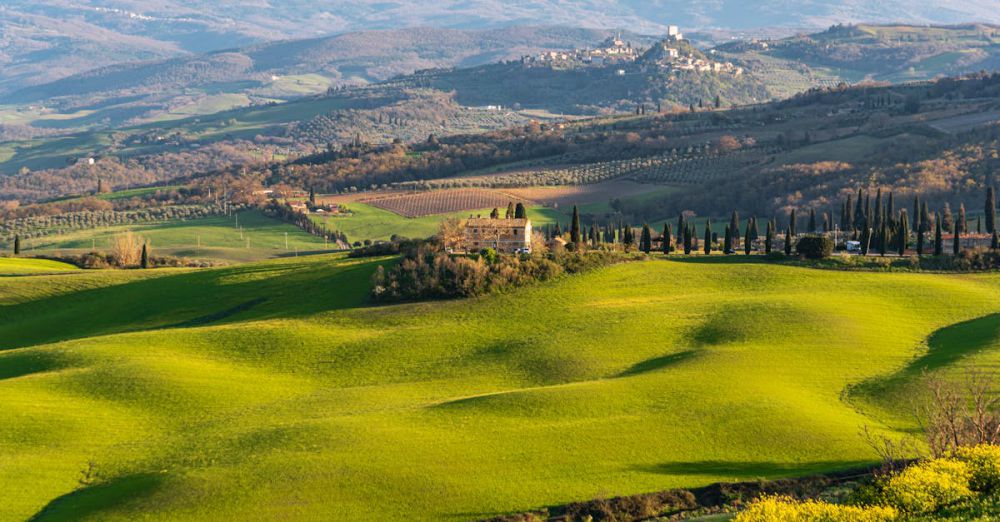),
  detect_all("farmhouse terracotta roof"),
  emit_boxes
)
[466,218,530,227]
